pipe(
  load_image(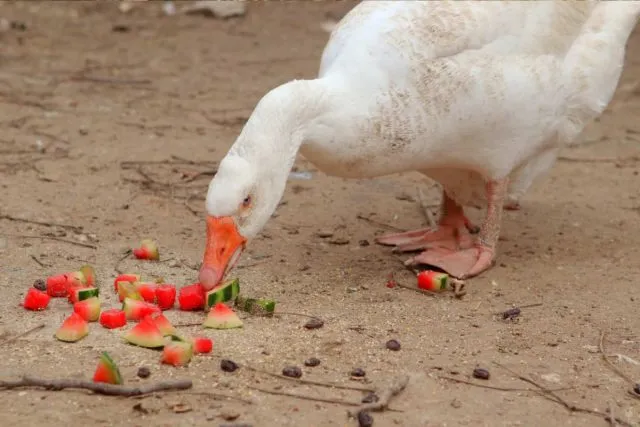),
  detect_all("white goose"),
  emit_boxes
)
[197,1,640,290]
